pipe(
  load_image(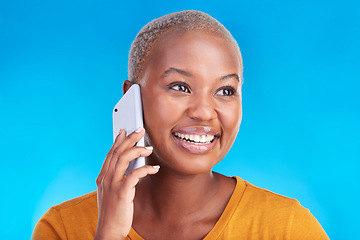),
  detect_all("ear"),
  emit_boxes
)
[123,80,133,95]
